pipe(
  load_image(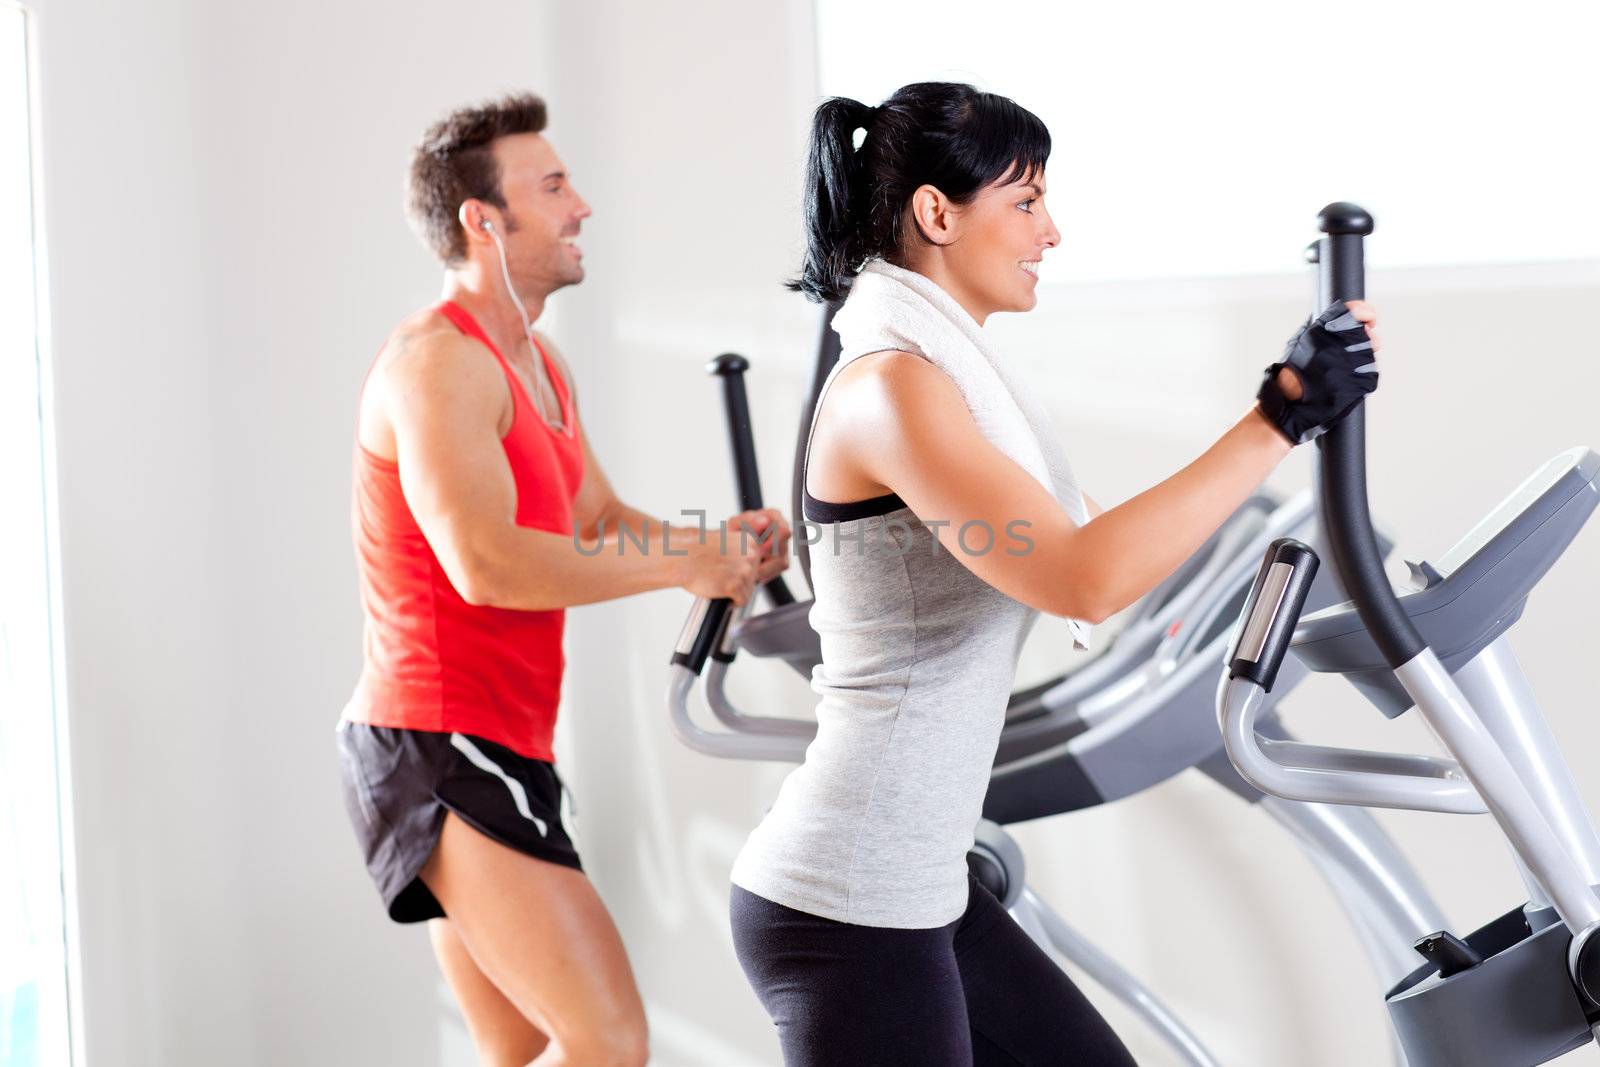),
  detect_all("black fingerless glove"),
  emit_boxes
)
[1257,301,1380,445]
